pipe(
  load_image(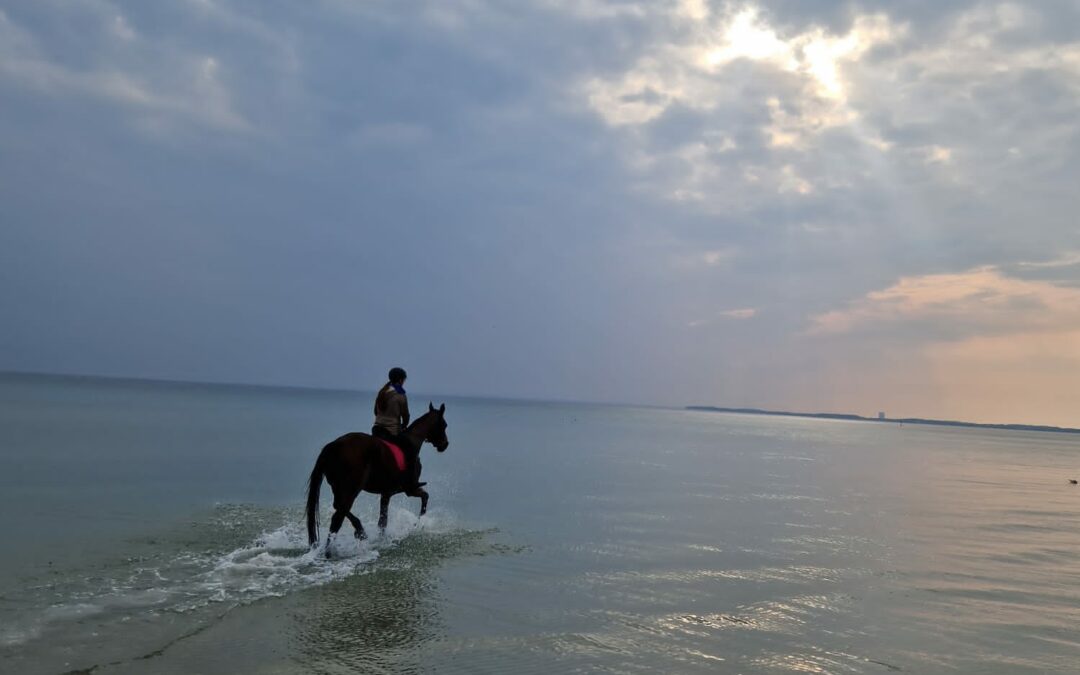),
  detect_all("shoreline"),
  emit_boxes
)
[686,405,1080,435]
